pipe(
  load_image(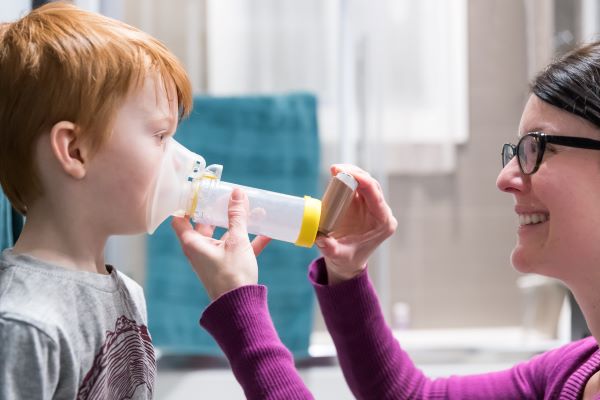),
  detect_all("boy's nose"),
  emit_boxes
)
[496,156,526,194]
